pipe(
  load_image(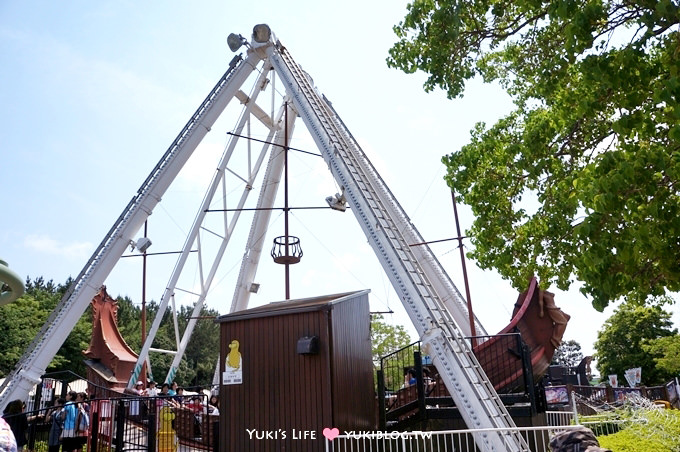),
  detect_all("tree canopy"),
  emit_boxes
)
[388,0,680,310]
[594,302,677,385]
[0,277,90,378]
[552,339,584,368]
[370,314,412,366]
[0,277,220,388]
[642,334,680,376]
